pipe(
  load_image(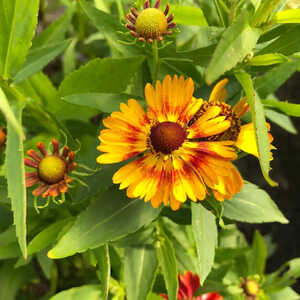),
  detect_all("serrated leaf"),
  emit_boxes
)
[191,202,217,285]
[272,9,300,24]
[0,0,40,79]
[48,187,161,258]
[265,109,297,134]
[234,69,277,186]
[156,228,178,300]
[248,53,289,66]
[59,56,145,97]
[171,5,208,26]
[49,285,101,300]
[254,57,300,98]
[223,182,288,223]
[205,10,260,84]
[124,246,158,300]
[5,102,27,258]
[94,245,110,300]
[14,40,72,84]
